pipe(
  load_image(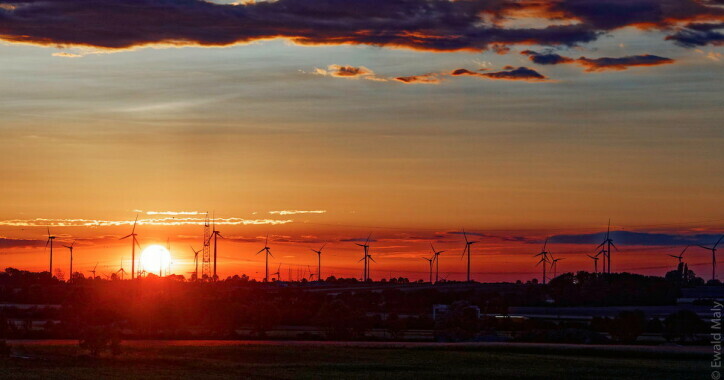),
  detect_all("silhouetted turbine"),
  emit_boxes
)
[587,253,600,273]
[256,234,273,282]
[311,243,326,282]
[668,246,689,265]
[595,220,618,274]
[63,240,75,282]
[698,235,724,282]
[190,245,202,281]
[207,215,224,280]
[356,234,371,281]
[45,227,56,277]
[534,238,550,284]
[120,214,140,279]
[430,243,445,284]
[461,229,478,282]
[422,256,434,283]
